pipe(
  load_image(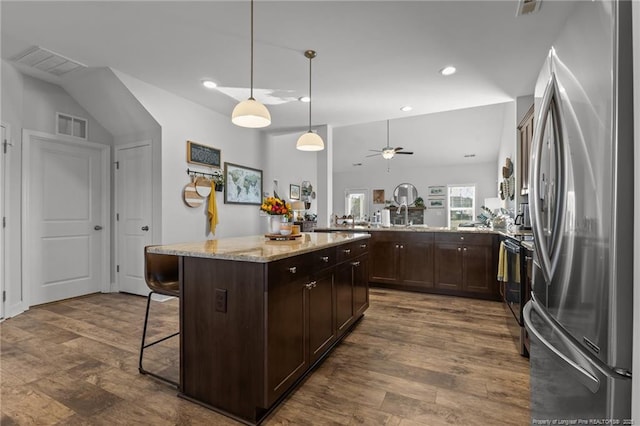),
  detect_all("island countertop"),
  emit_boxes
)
[147,232,370,263]
[315,225,533,240]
